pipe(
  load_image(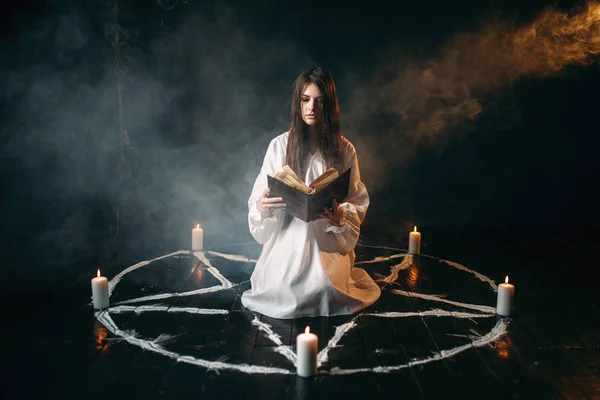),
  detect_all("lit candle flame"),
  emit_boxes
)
[196,224,200,229]
[97,269,101,278]
[505,276,509,284]
[414,226,417,232]
[305,326,310,334]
